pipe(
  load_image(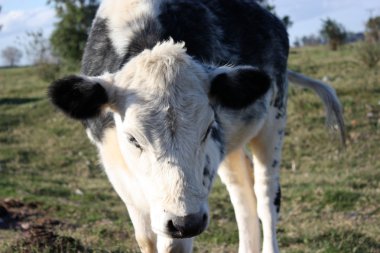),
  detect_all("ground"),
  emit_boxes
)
[0,44,379,252]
